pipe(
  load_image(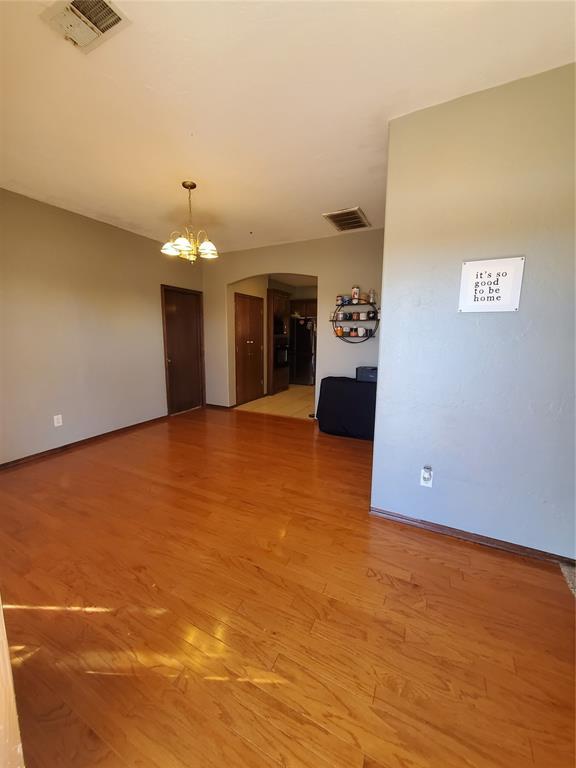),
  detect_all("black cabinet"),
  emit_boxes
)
[290,299,317,318]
